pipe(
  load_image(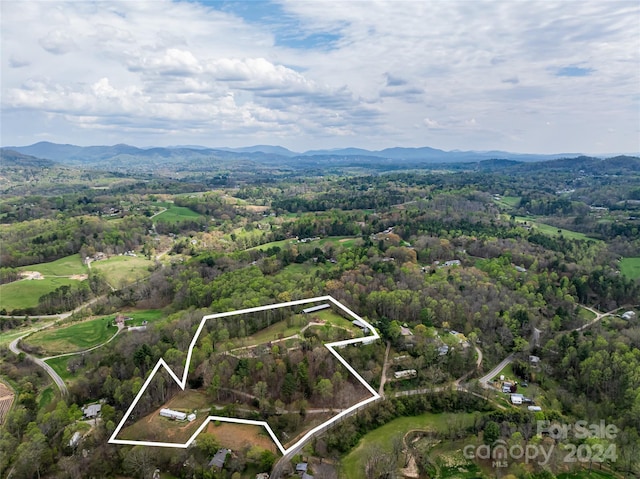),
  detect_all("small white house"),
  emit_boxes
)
[187,413,196,422]
[528,406,542,411]
[160,408,187,421]
[511,395,523,405]
[621,311,636,320]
